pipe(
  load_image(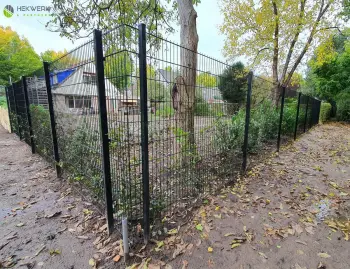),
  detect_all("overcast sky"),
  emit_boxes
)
[0,0,227,62]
